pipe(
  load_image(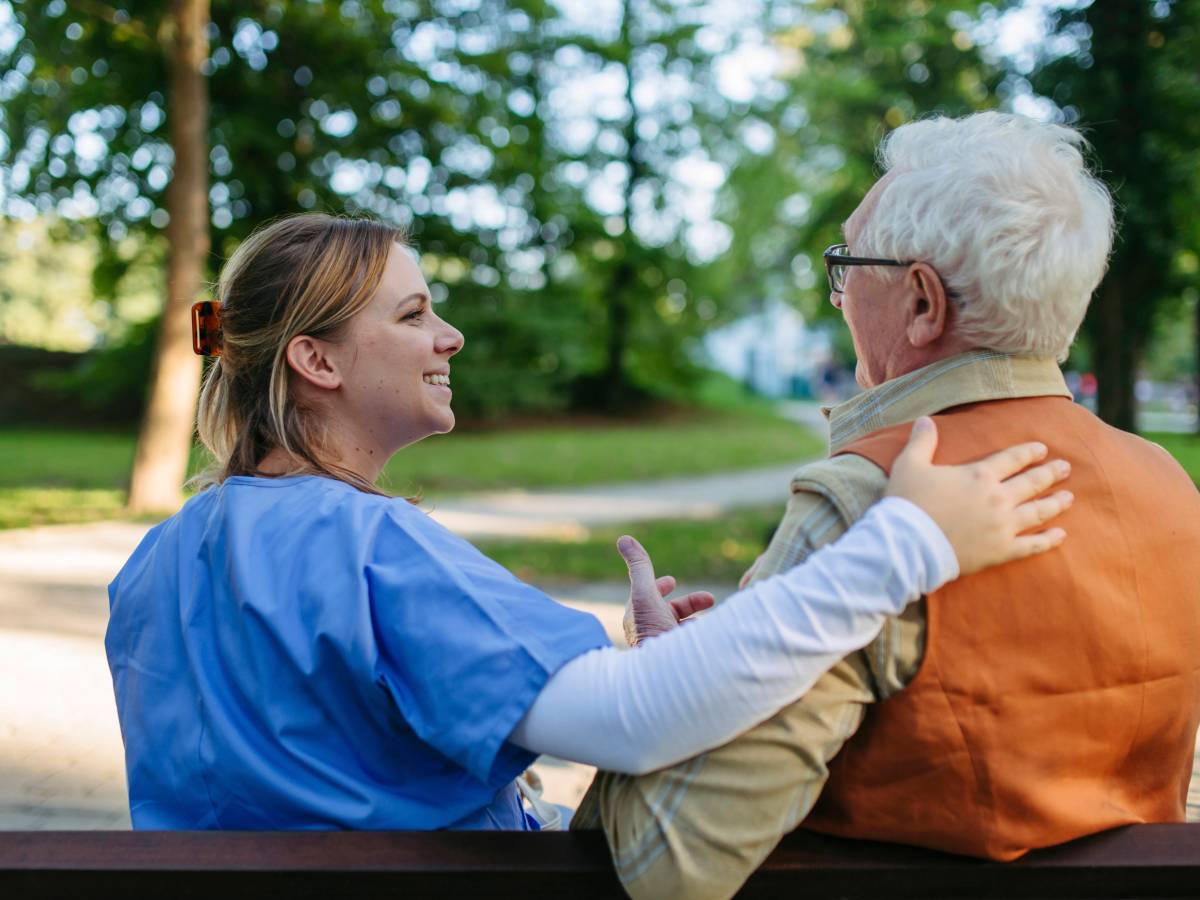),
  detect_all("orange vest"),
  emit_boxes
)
[803,396,1200,860]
